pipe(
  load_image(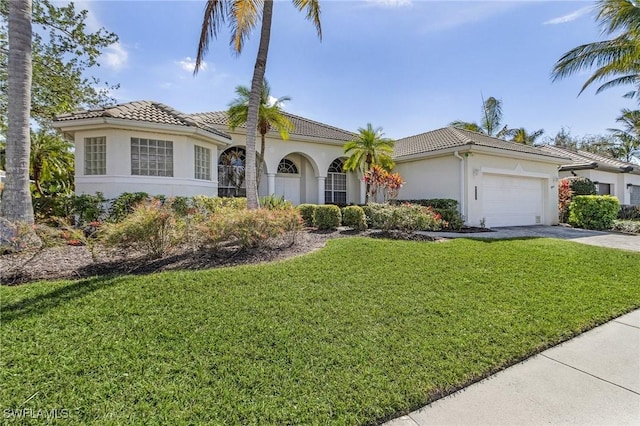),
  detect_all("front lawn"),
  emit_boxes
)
[1,238,639,424]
